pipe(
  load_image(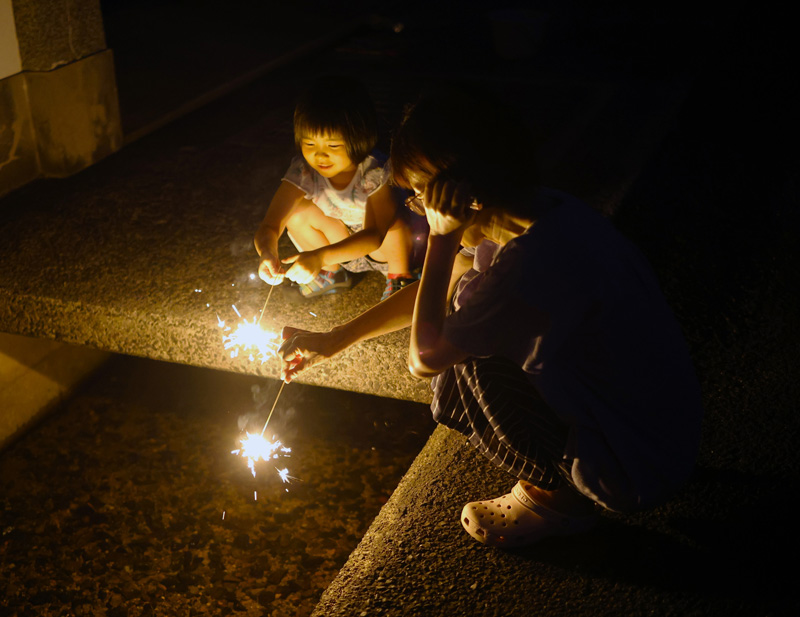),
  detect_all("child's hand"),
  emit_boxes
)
[423,177,479,237]
[279,326,338,382]
[258,253,285,285]
[281,251,324,285]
